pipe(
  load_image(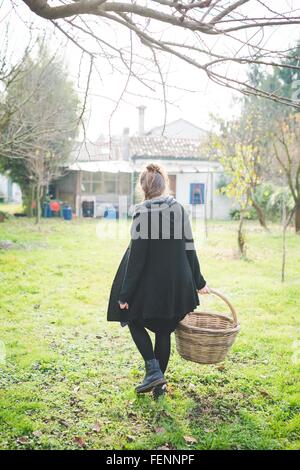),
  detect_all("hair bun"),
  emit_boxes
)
[139,162,168,200]
[146,163,161,174]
